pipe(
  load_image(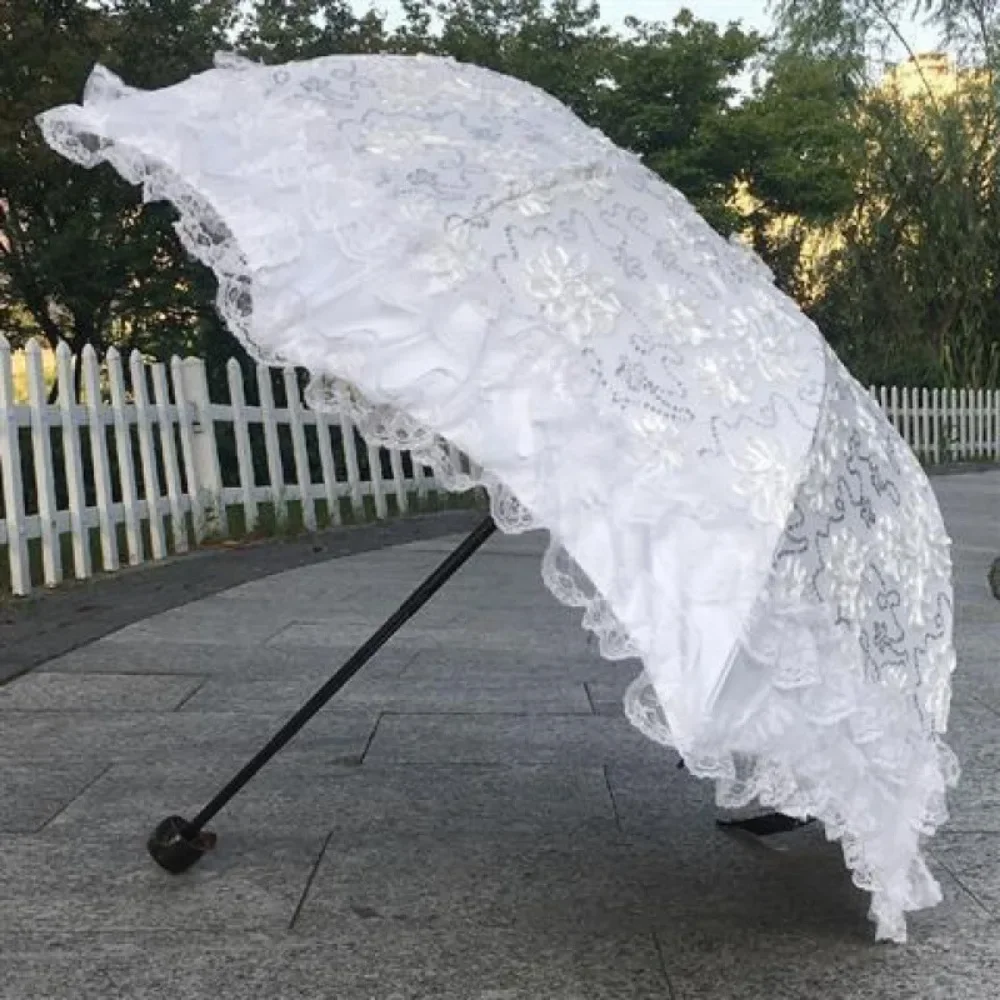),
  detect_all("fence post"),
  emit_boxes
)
[178,356,228,541]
